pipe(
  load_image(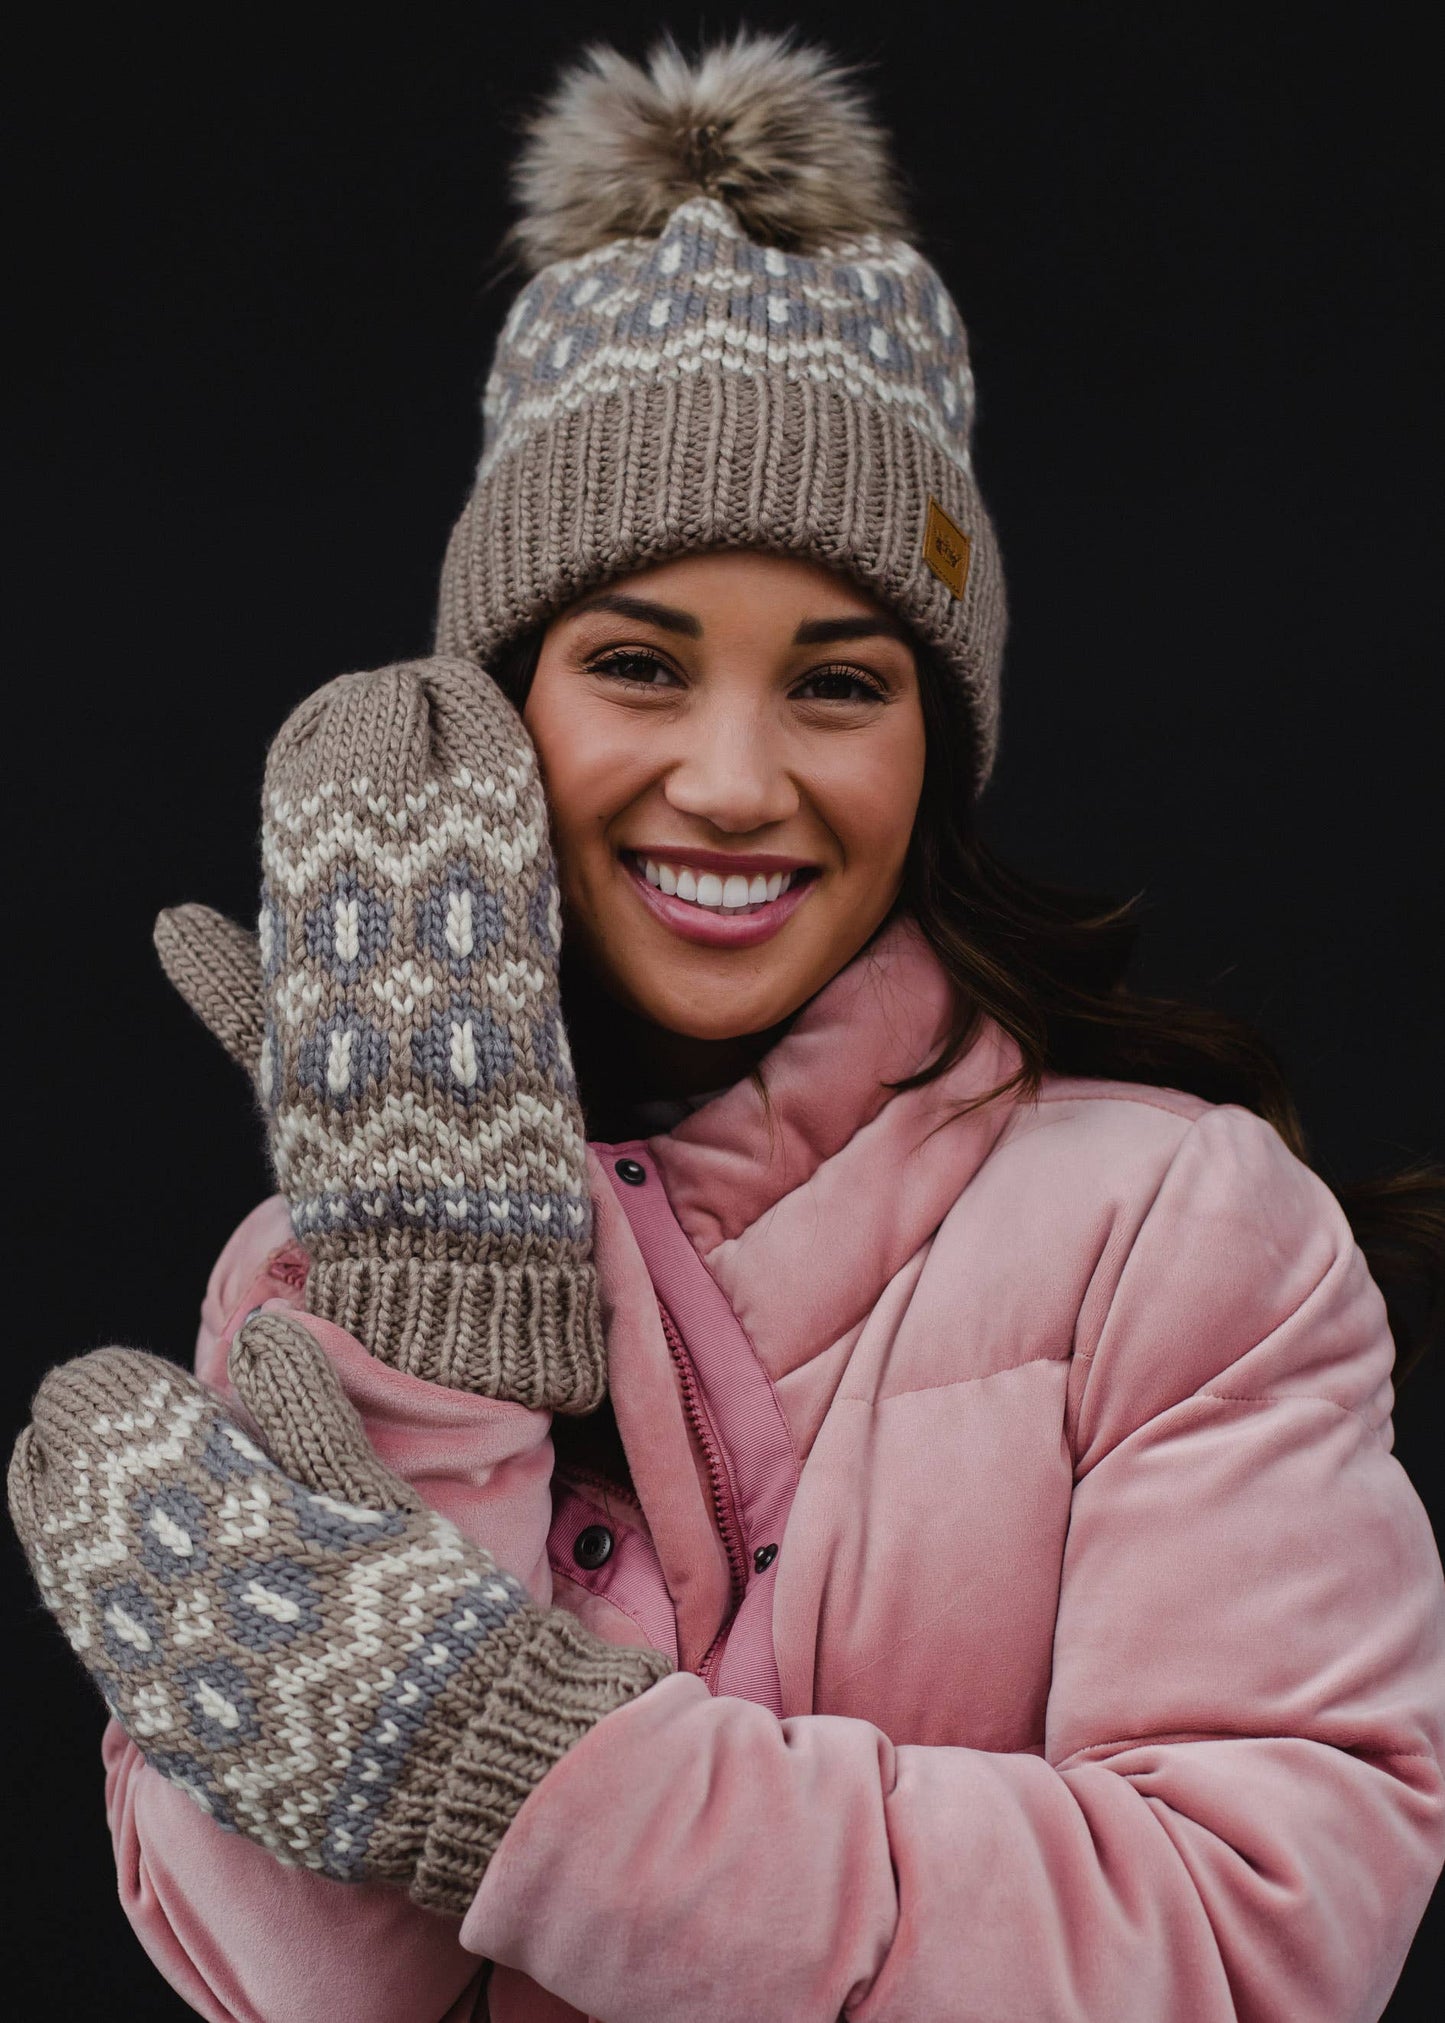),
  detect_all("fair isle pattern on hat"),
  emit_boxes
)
[7,1335,672,1913]
[481,198,977,480]
[257,659,603,1407]
[436,35,1007,791]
